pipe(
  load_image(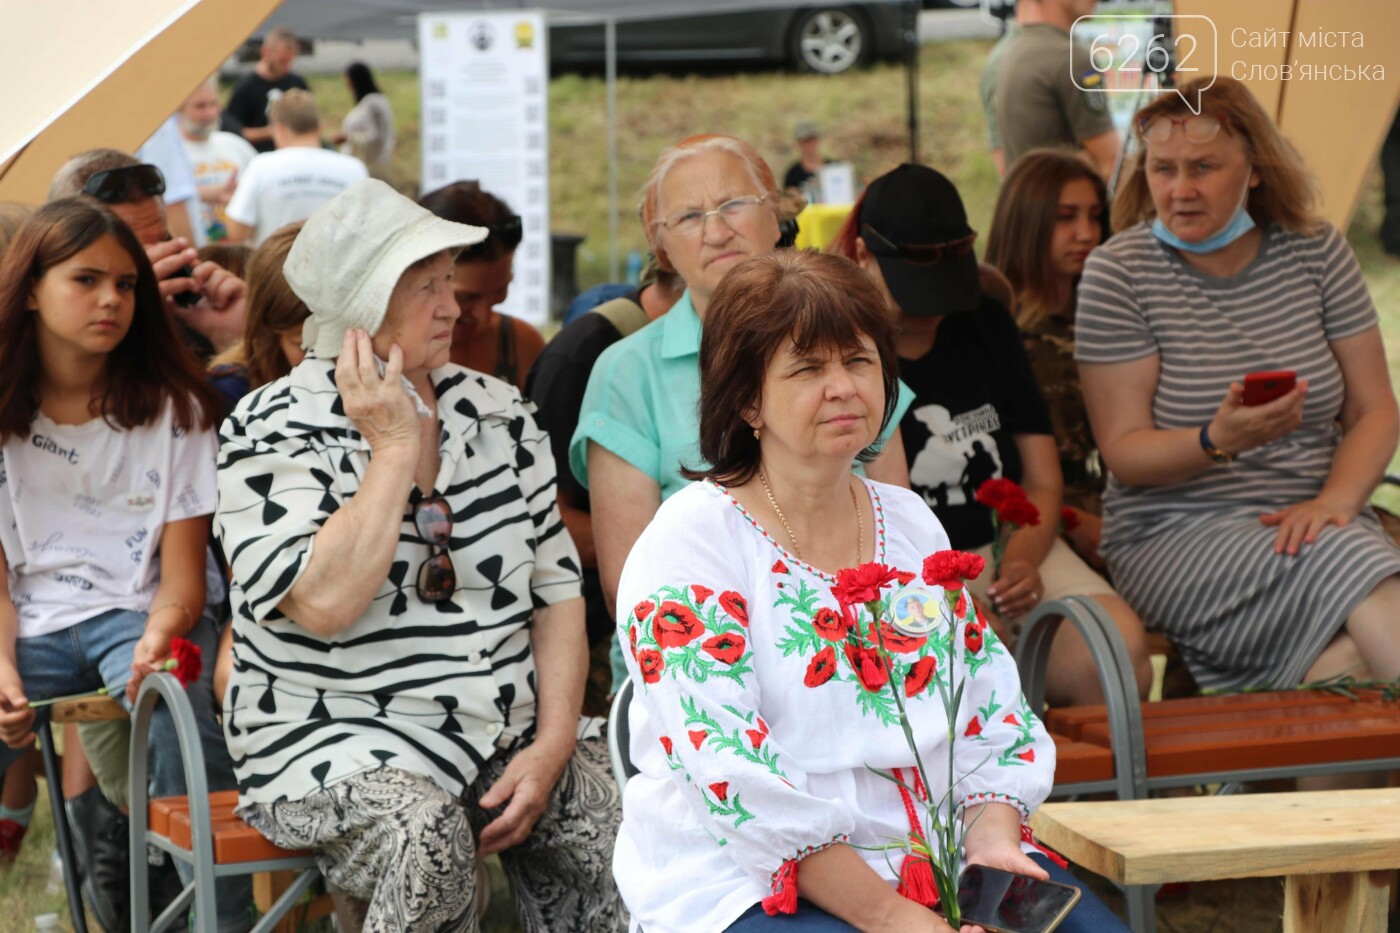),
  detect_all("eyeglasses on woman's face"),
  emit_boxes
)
[655,195,769,239]
[1137,112,1230,144]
